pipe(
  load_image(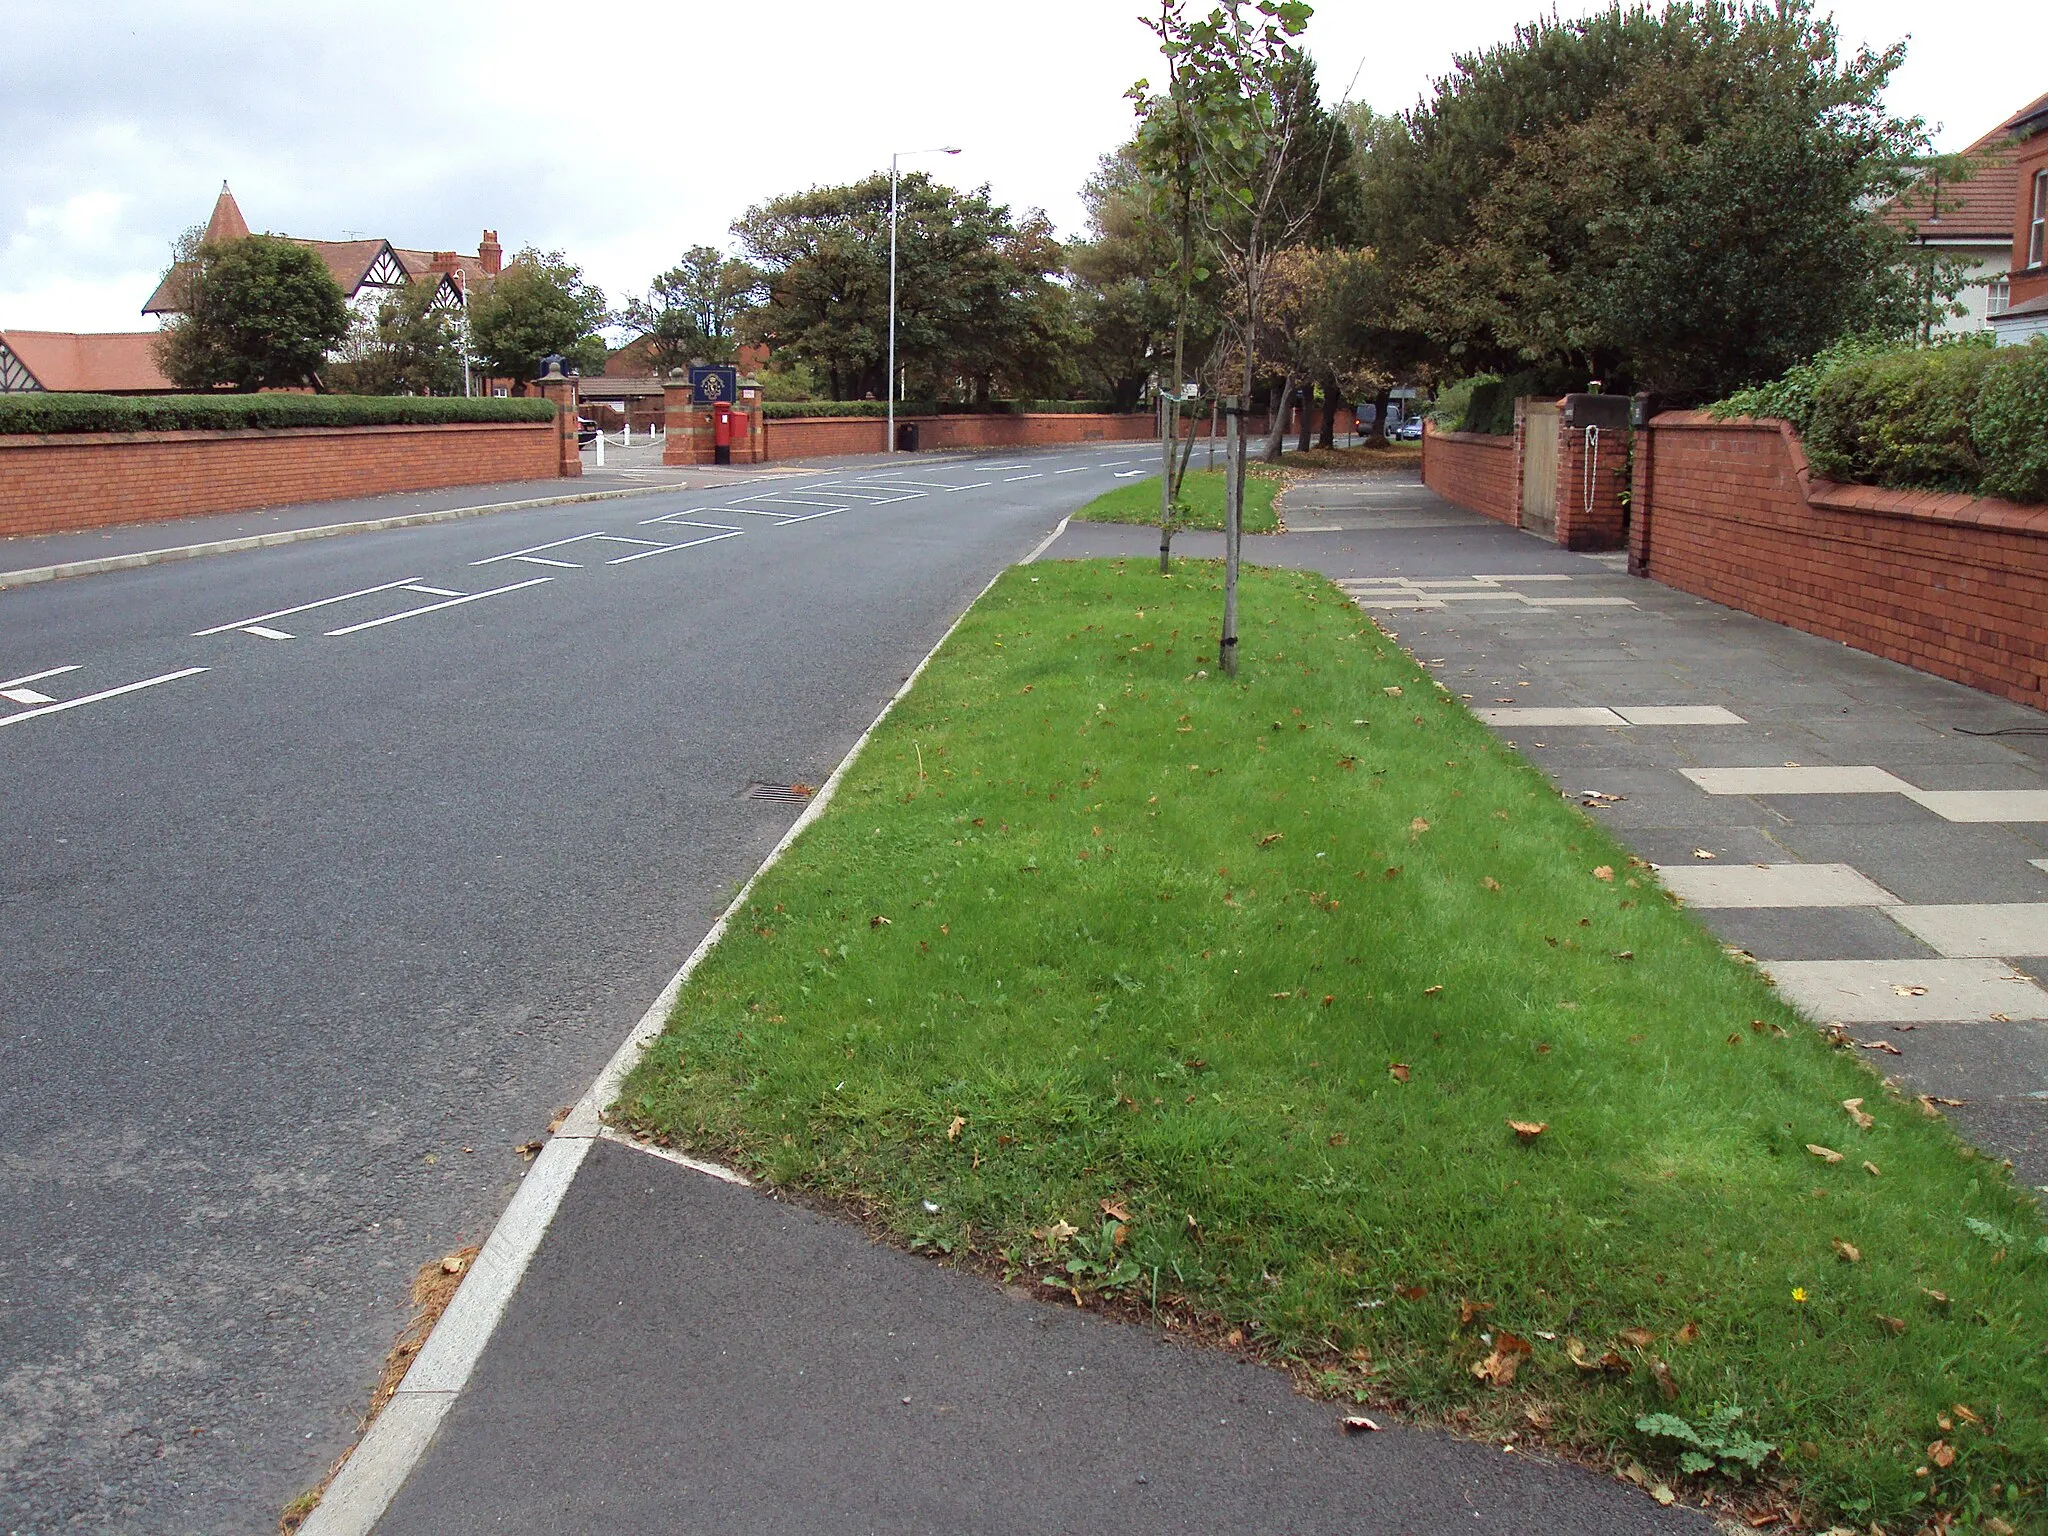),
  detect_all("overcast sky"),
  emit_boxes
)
[1,0,2036,334]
